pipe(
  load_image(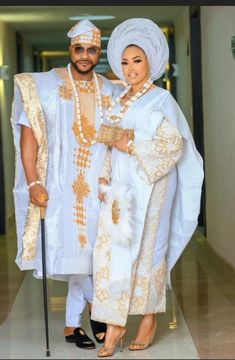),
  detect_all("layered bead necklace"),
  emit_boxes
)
[107,78,153,125]
[67,63,103,146]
